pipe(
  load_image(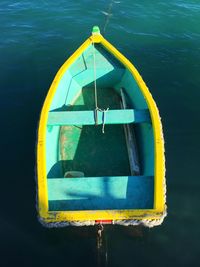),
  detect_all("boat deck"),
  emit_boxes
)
[58,87,131,177]
[59,124,130,177]
[47,87,154,211]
